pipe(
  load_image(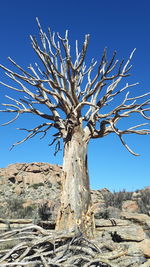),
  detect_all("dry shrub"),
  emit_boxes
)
[102,190,133,210]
